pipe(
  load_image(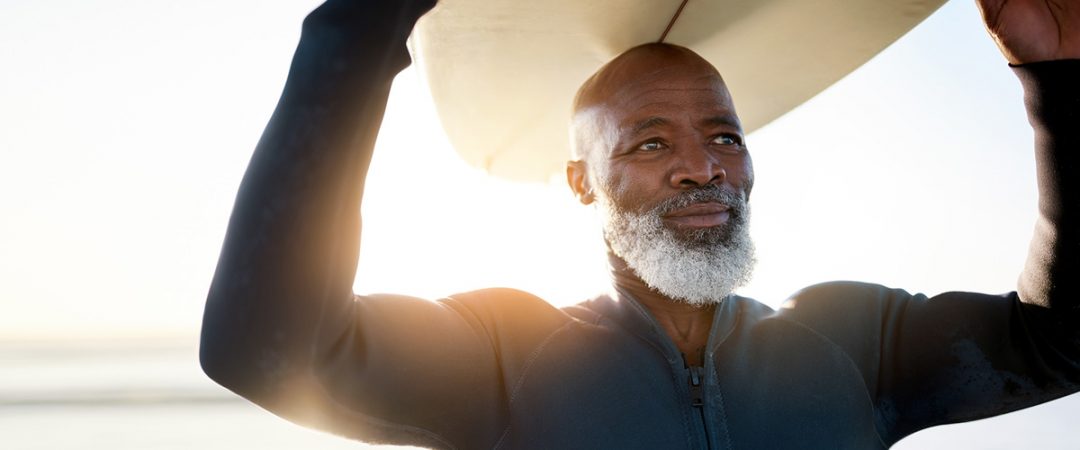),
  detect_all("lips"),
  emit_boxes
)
[662,202,731,228]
